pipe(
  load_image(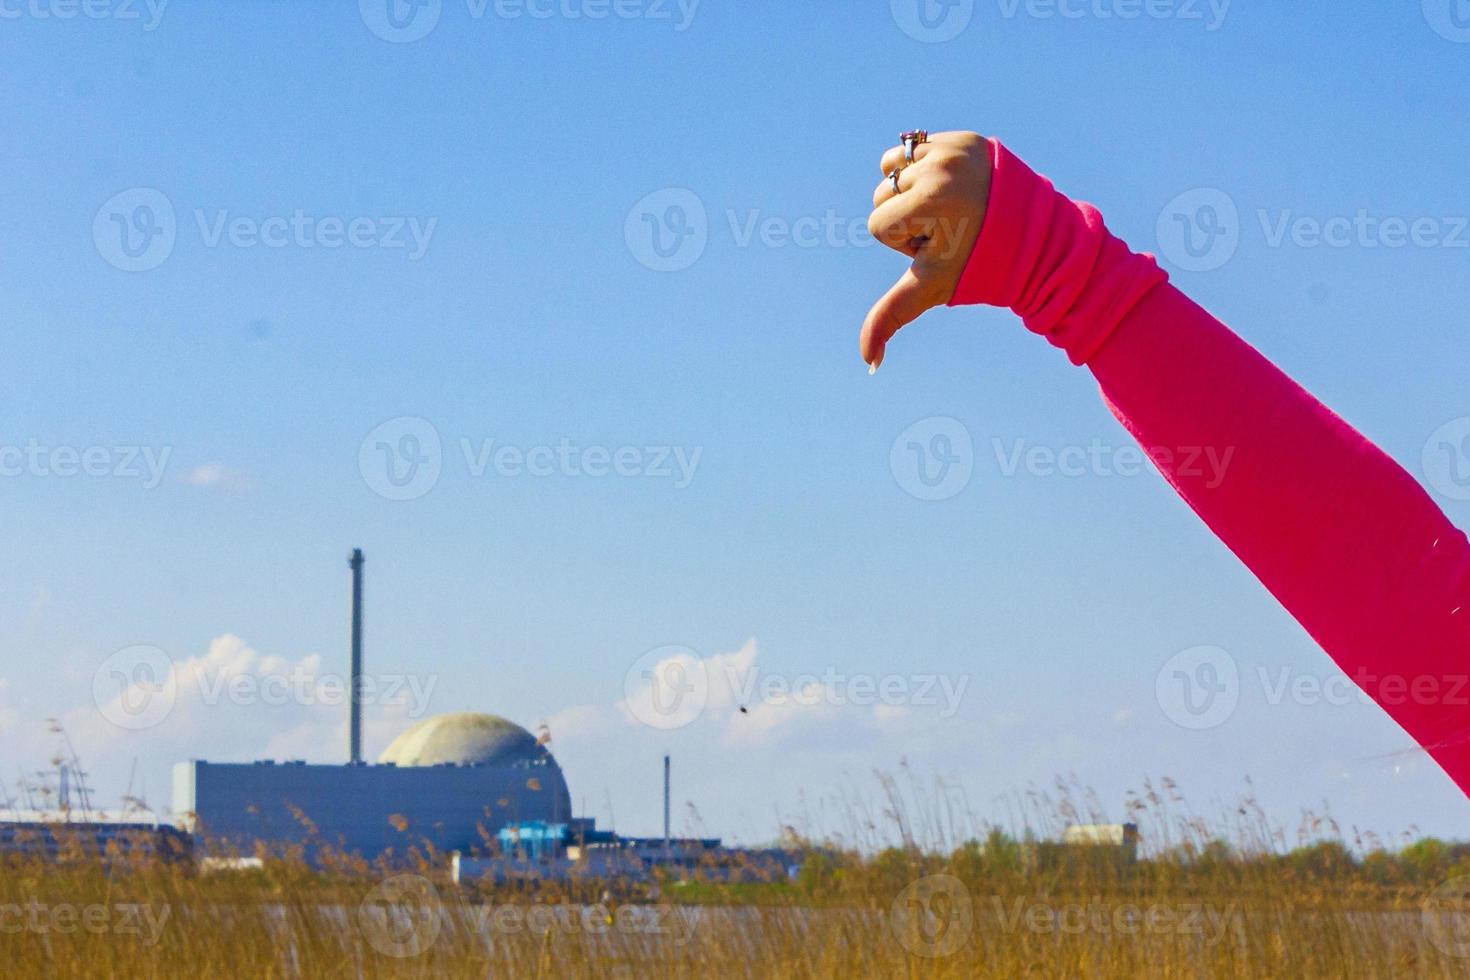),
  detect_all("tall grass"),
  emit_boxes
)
[2,774,1469,978]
